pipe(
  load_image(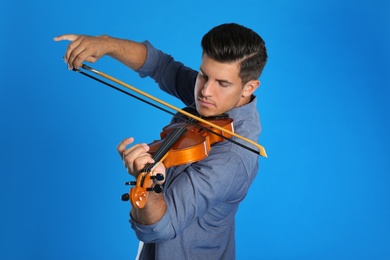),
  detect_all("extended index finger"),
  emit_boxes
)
[53,34,79,42]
